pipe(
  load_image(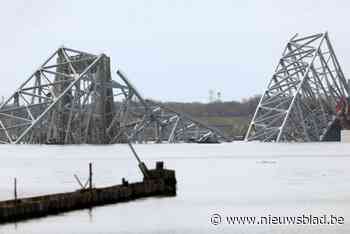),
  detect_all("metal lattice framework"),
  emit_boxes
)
[245,32,349,142]
[0,47,228,144]
[107,70,229,143]
[0,47,113,144]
